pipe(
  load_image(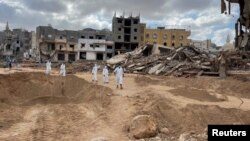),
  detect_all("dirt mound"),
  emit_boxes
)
[134,76,162,86]
[0,72,111,106]
[135,75,250,99]
[0,72,112,138]
[169,87,223,102]
[136,95,250,140]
